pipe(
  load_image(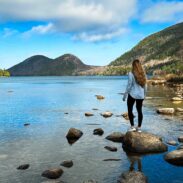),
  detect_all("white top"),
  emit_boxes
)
[124,72,147,100]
